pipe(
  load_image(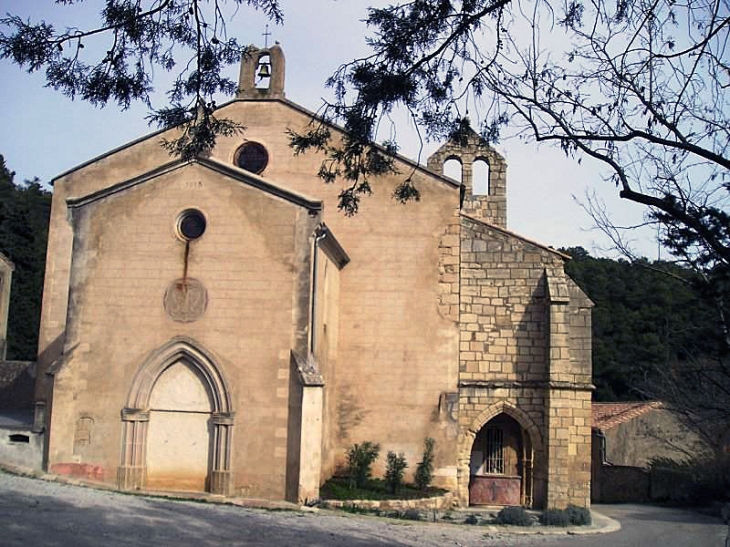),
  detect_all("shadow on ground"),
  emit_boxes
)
[0,484,416,547]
